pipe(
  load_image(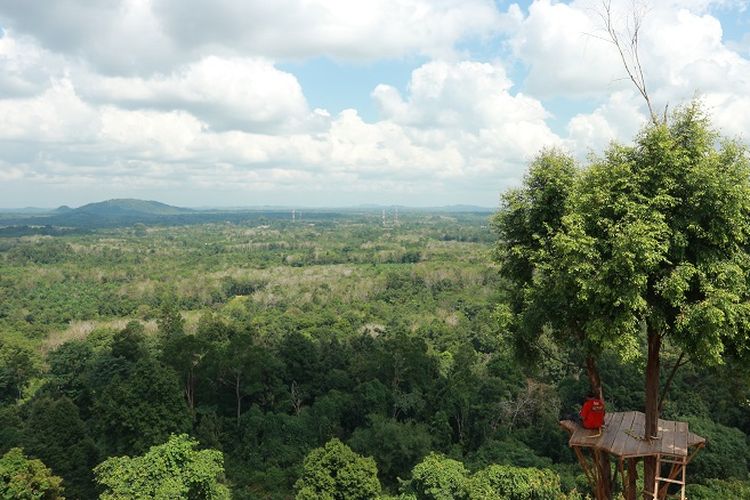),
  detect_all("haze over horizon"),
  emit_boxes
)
[0,198,497,211]
[1,0,749,207]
